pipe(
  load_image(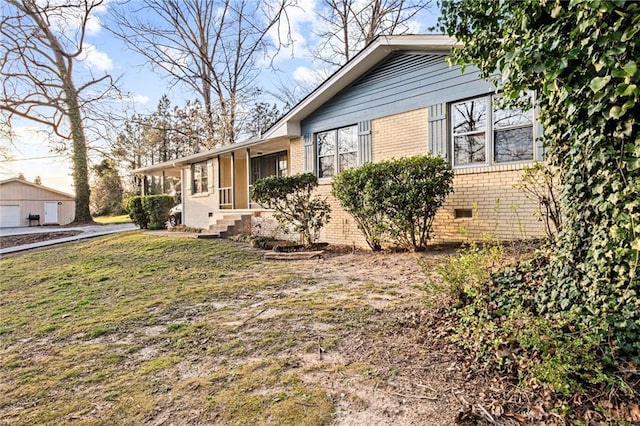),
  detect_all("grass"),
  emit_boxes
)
[0,232,423,425]
[92,214,131,224]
